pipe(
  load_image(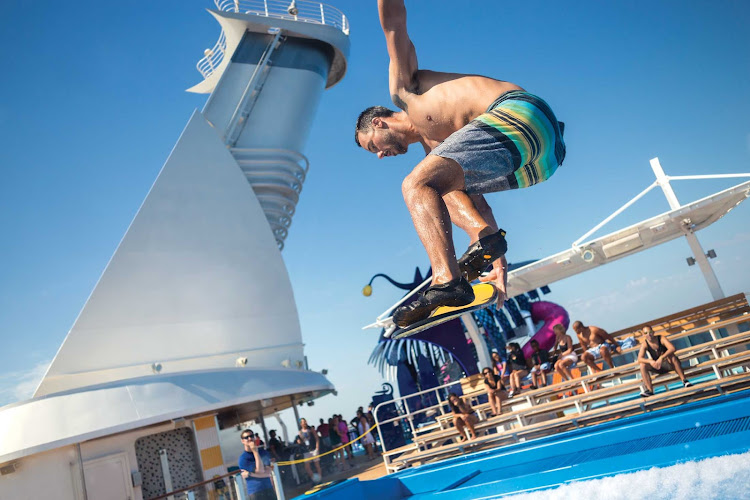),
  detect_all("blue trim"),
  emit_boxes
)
[296,390,750,499]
